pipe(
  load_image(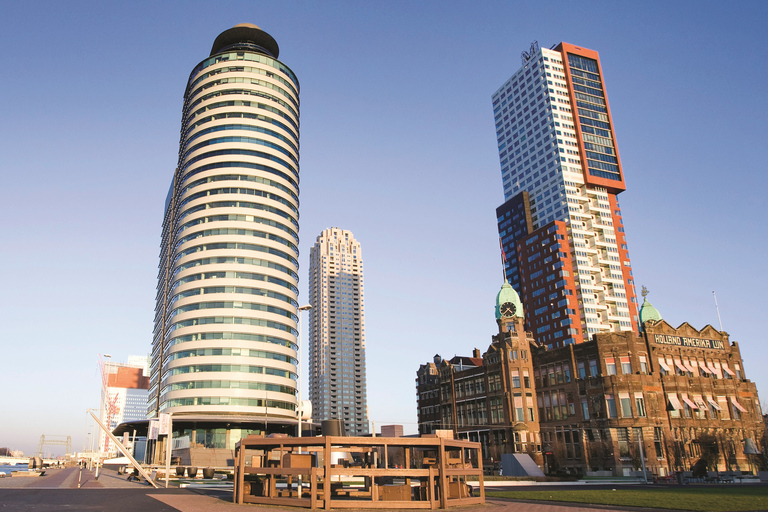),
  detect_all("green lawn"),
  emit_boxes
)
[485,487,768,512]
